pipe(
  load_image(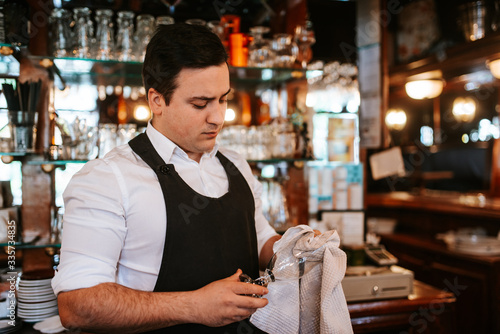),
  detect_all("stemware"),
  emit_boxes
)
[248,26,275,68]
